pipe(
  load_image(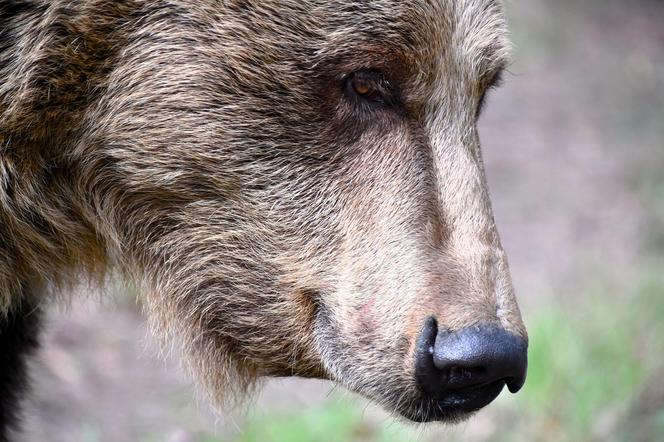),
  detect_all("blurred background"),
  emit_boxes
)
[23,0,664,440]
